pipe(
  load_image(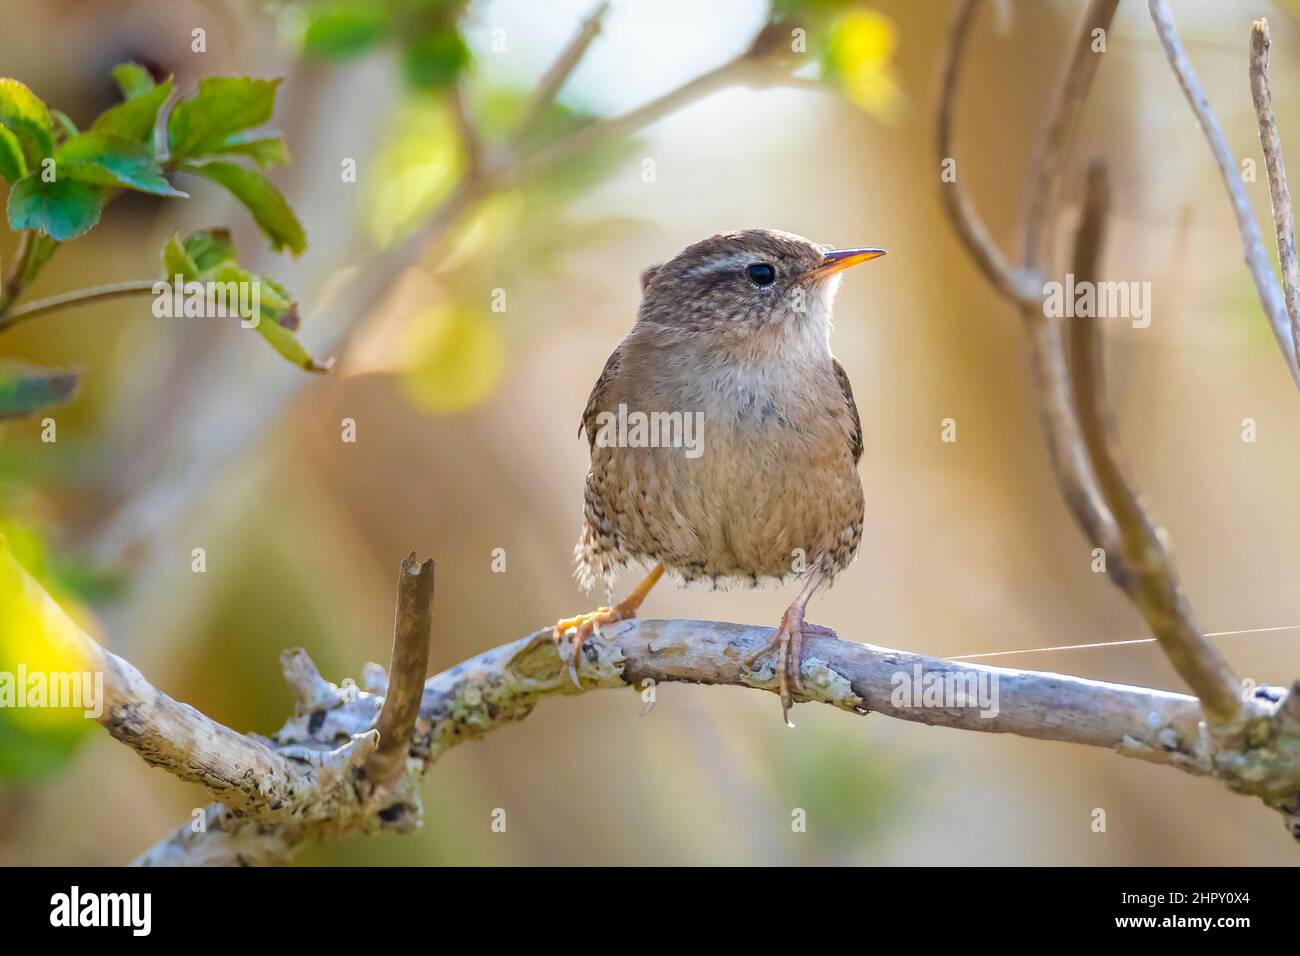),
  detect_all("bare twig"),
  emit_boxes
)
[510,0,611,151]
[365,554,435,786]
[118,612,1299,864]
[936,0,1039,305]
[1066,163,1242,725]
[938,0,1245,727]
[1021,0,1119,268]
[1250,17,1300,375]
[0,279,158,331]
[1148,0,1300,388]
